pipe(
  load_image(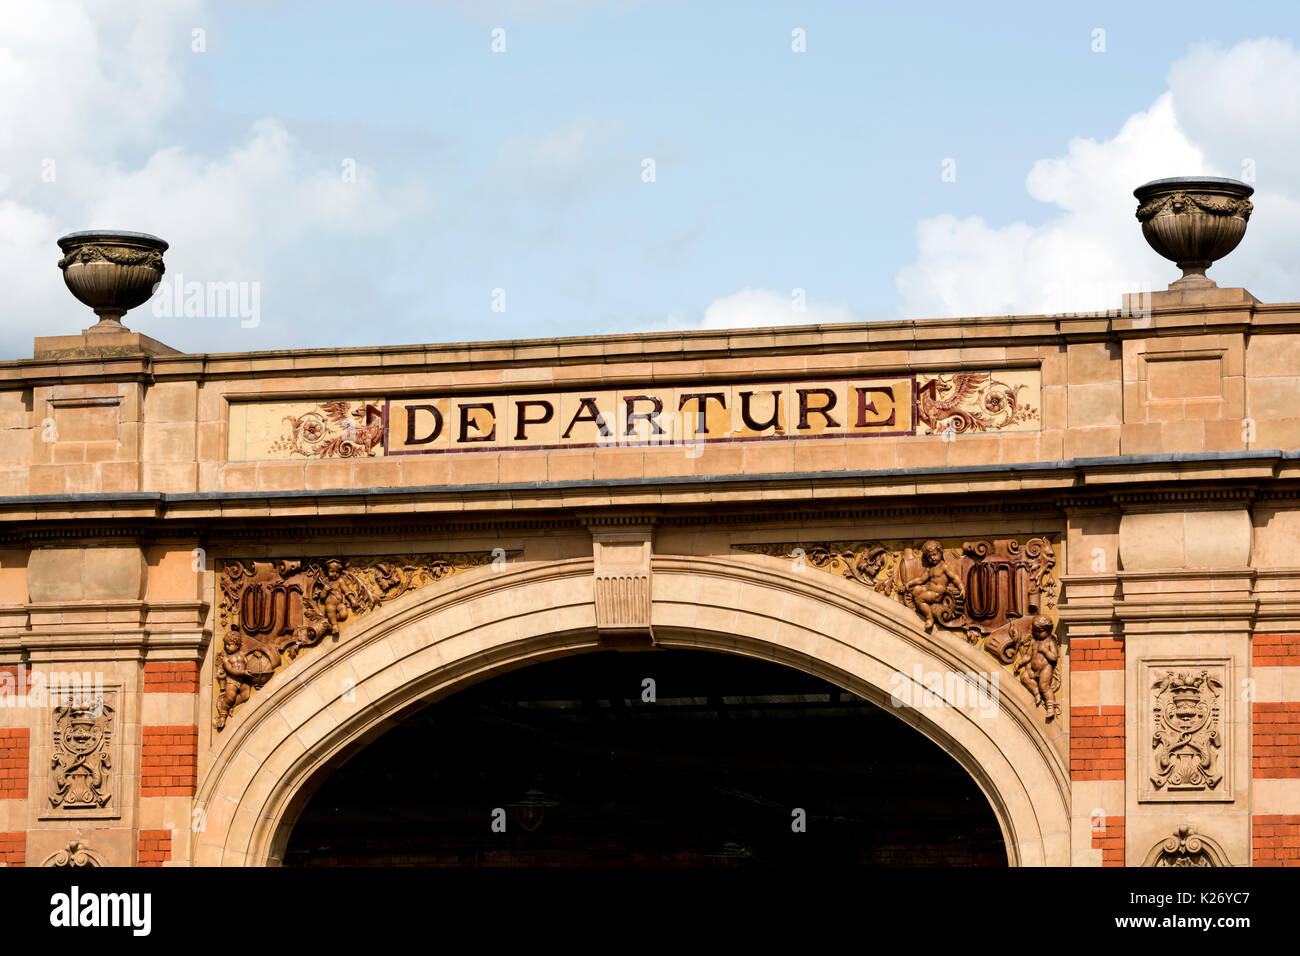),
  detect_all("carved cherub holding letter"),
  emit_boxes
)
[1018,614,1060,721]
[904,539,963,632]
